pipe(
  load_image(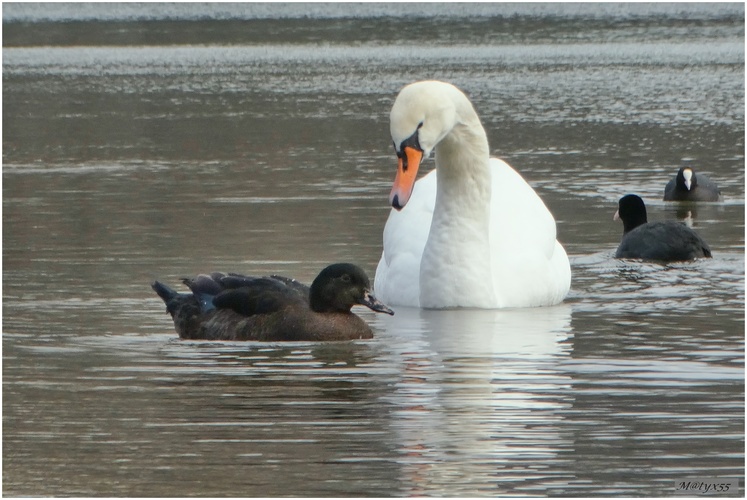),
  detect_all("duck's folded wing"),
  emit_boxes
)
[182,273,225,295]
[213,278,306,317]
[268,275,311,300]
[219,273,259,289]
[221,274,309,302]
[182,273,227,311]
